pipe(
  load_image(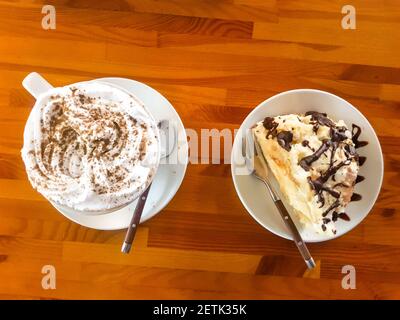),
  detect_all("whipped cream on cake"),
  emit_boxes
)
[253,112,361,234]
[21,82,159,212]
